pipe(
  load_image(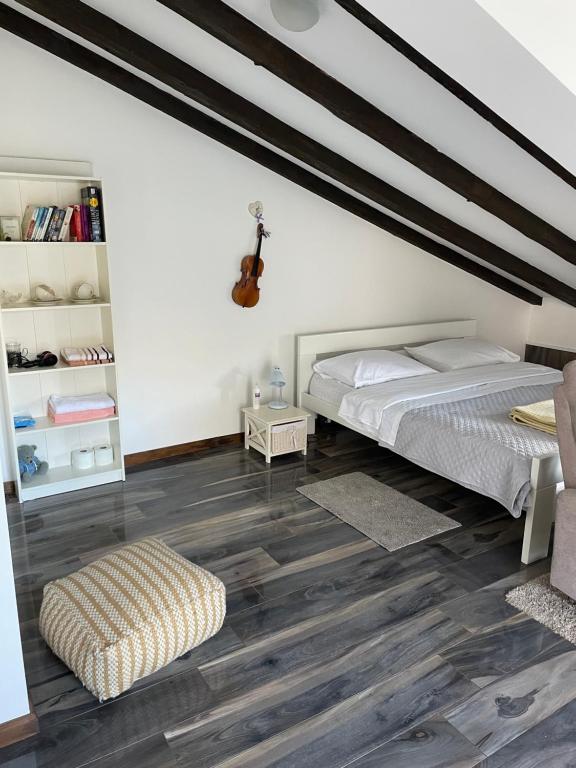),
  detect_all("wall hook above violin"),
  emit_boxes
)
[232,203,271,308]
